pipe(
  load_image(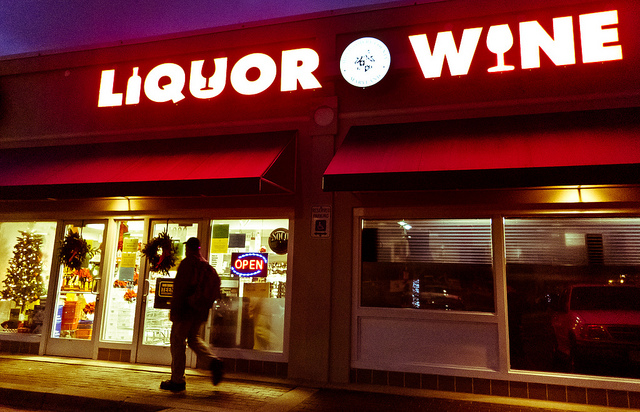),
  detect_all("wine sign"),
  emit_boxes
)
[408,10,622,78]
